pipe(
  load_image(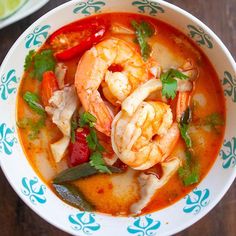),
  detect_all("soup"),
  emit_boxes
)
[17,13,225,216]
